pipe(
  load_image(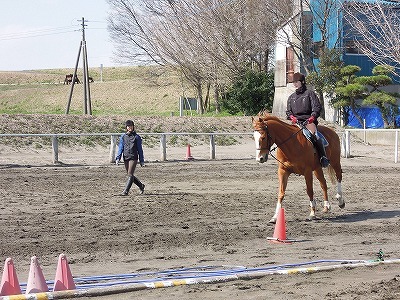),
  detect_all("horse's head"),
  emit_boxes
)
[252,116,272,163]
